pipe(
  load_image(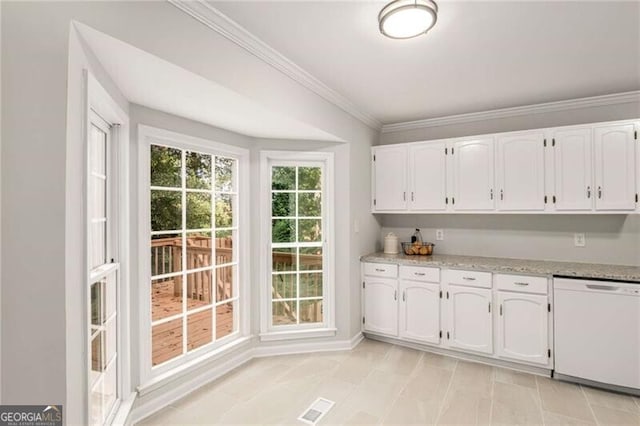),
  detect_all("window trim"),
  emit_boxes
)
[259,151,336,341]
[138,125,250,386]
[83,70,131,426]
